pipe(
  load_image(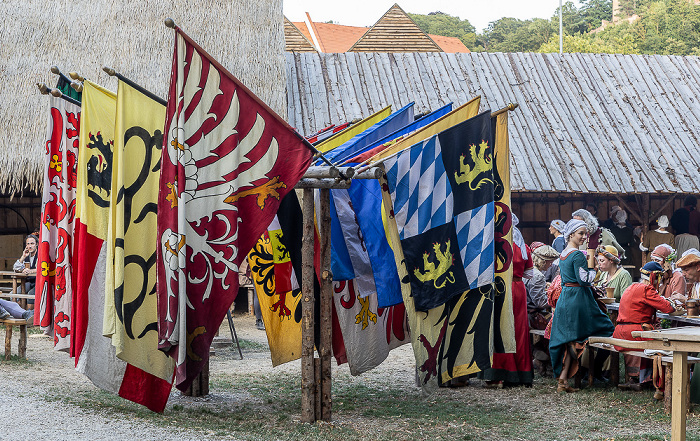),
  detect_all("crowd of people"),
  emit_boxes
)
[482,197,700,396]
